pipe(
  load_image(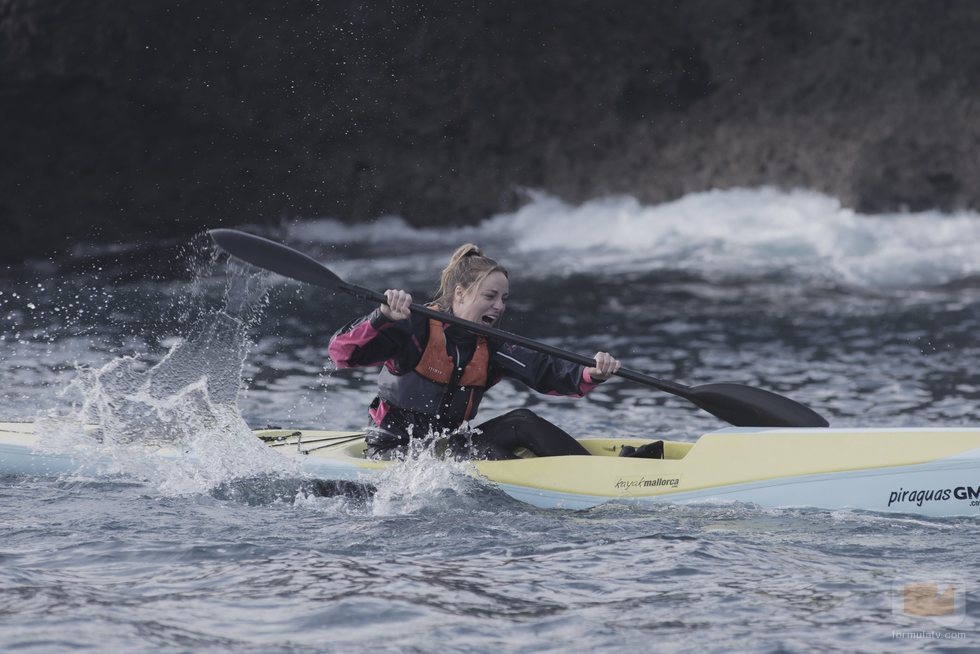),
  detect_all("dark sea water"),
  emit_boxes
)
[2,189,979,651]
